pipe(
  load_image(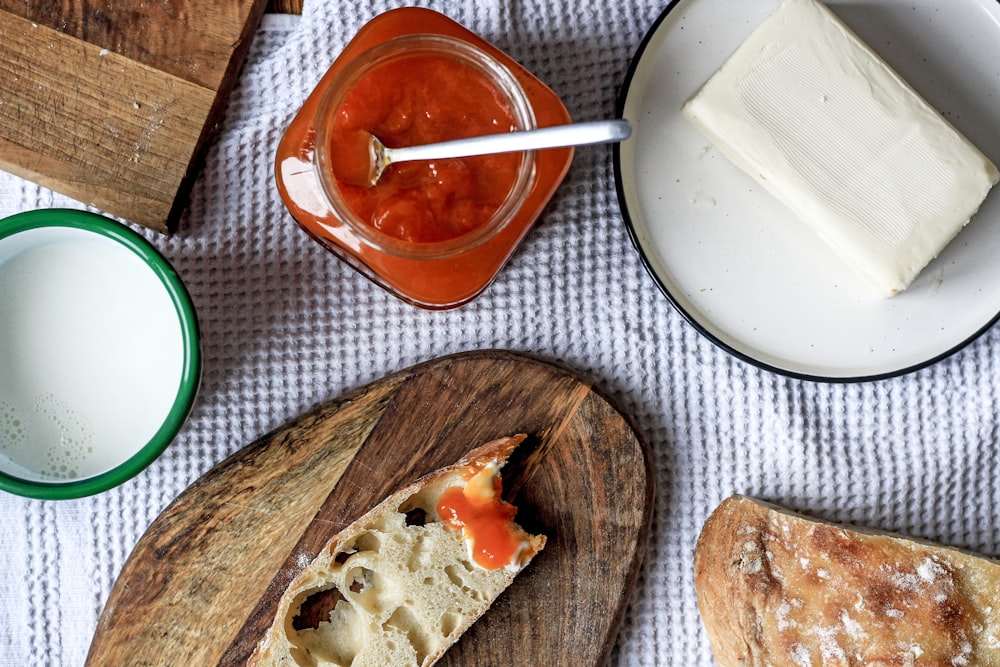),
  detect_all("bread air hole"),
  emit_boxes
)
[348,569,368,594]
[351,531,381,554]
[292,586,346,631]
[440,611,460,638]
[345,566,382,613]
[444,564,464,588]
[404,507,428,527]
[398,490,438,527]
[384,605,432,666]
[330,533,380,570]
[444,564,483,601]
[288,587,360,667]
